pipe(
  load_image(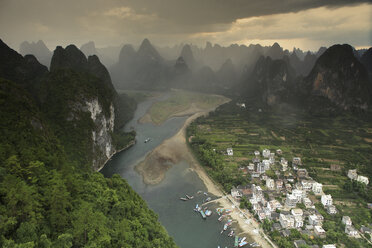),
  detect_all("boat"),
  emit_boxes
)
[200,210,206,219]
[234,236,239,247]
[240,237,246,243]
[218,216,223,221]
[186,194,194,200]
[223,224,228,231]
[204,192,208,196]
[204,197,211,202]
[239,241,248,247]
[144,138,151,143]
[228,230,235,237]
[250,242,259,247]
[205,210,212,216]
[180,197,188,201]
